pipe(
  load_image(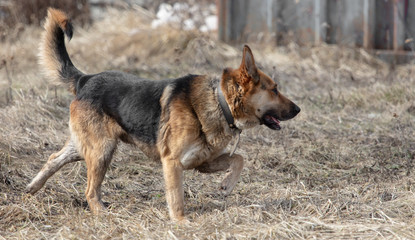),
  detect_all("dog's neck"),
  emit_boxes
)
[188,76,236,149]
[217,79,242,156]
[217,80,239,131]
